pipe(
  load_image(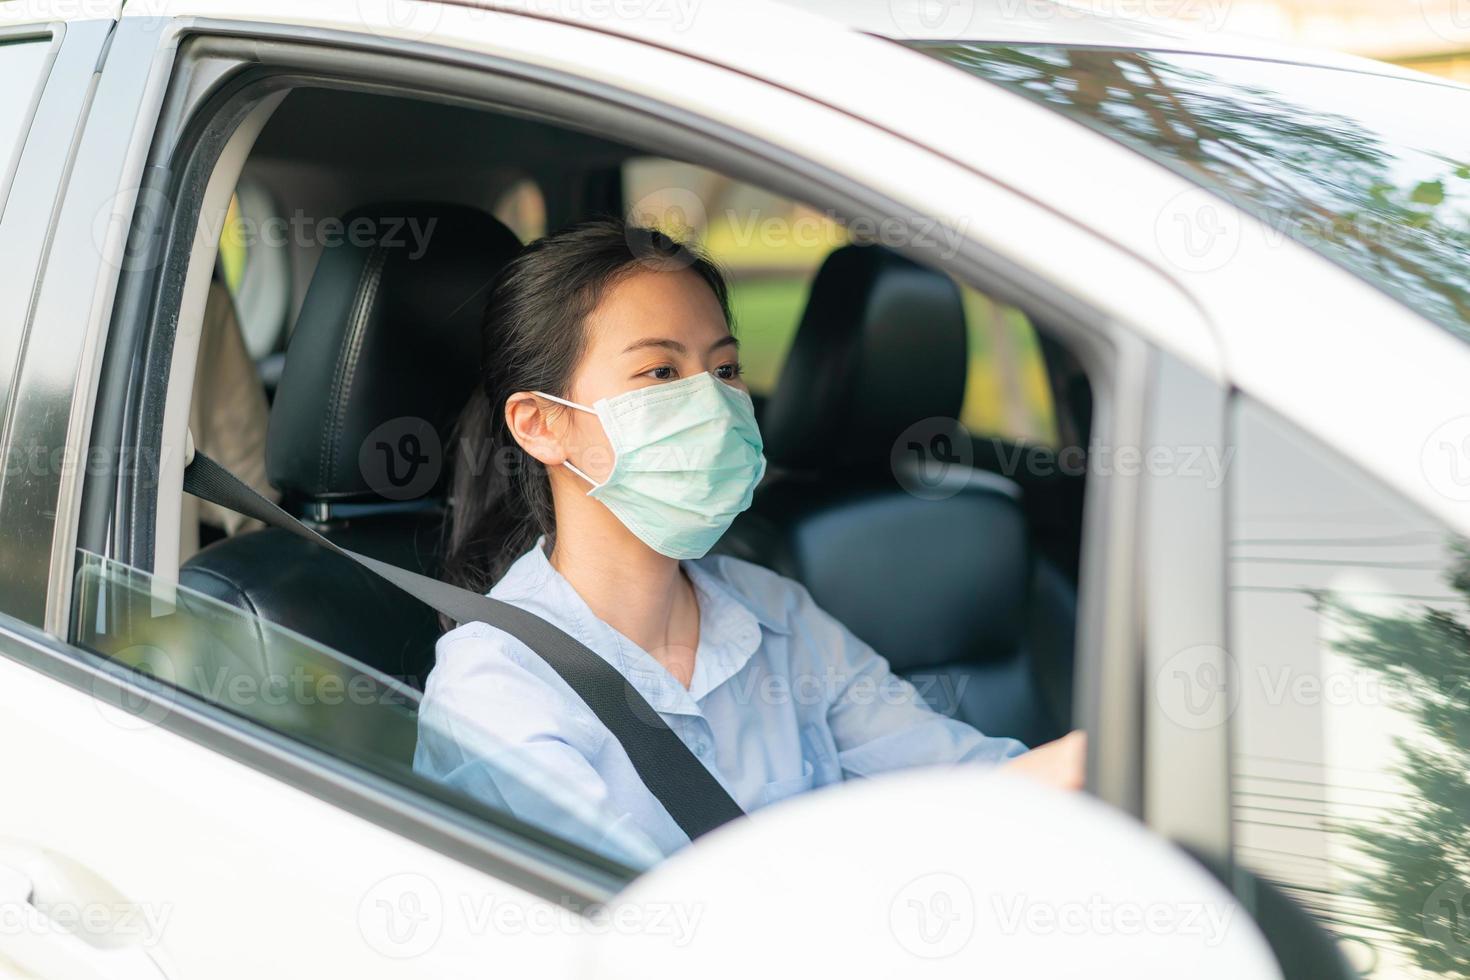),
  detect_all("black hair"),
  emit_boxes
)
[440,217,731,598]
